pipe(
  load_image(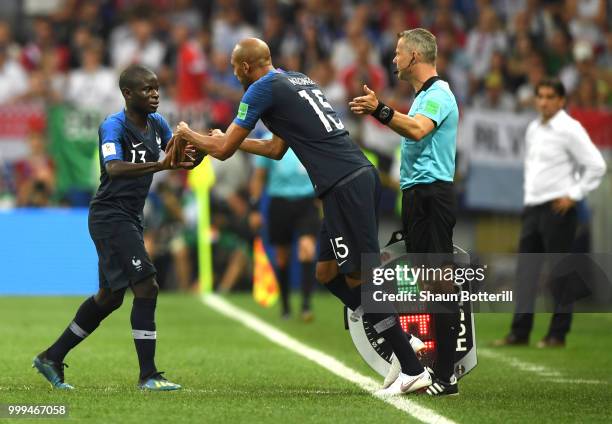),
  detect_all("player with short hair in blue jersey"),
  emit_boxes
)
[350,28,460,396]
[173,38,430,394]
[33,64,203,391]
